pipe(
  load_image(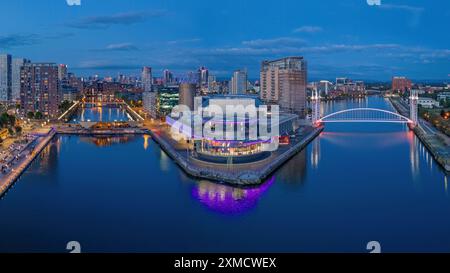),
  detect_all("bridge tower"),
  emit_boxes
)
[409,89,418,127]
[311,88,321,125]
